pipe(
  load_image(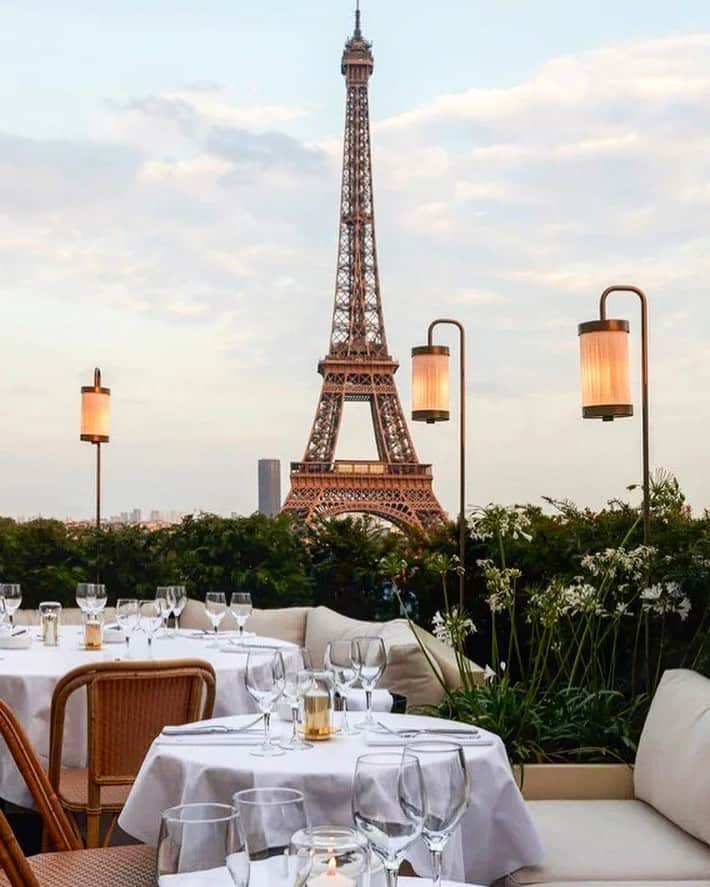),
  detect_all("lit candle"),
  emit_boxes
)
[309,856,356,887]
